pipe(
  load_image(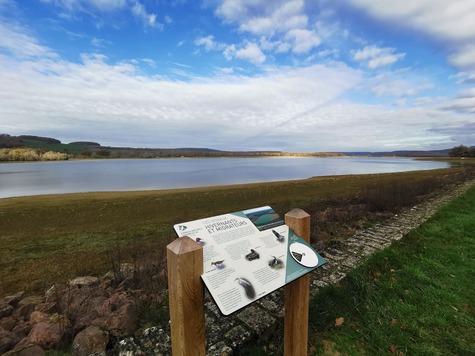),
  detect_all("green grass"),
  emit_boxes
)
[308,185,475,355]
[19,138,88,154]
